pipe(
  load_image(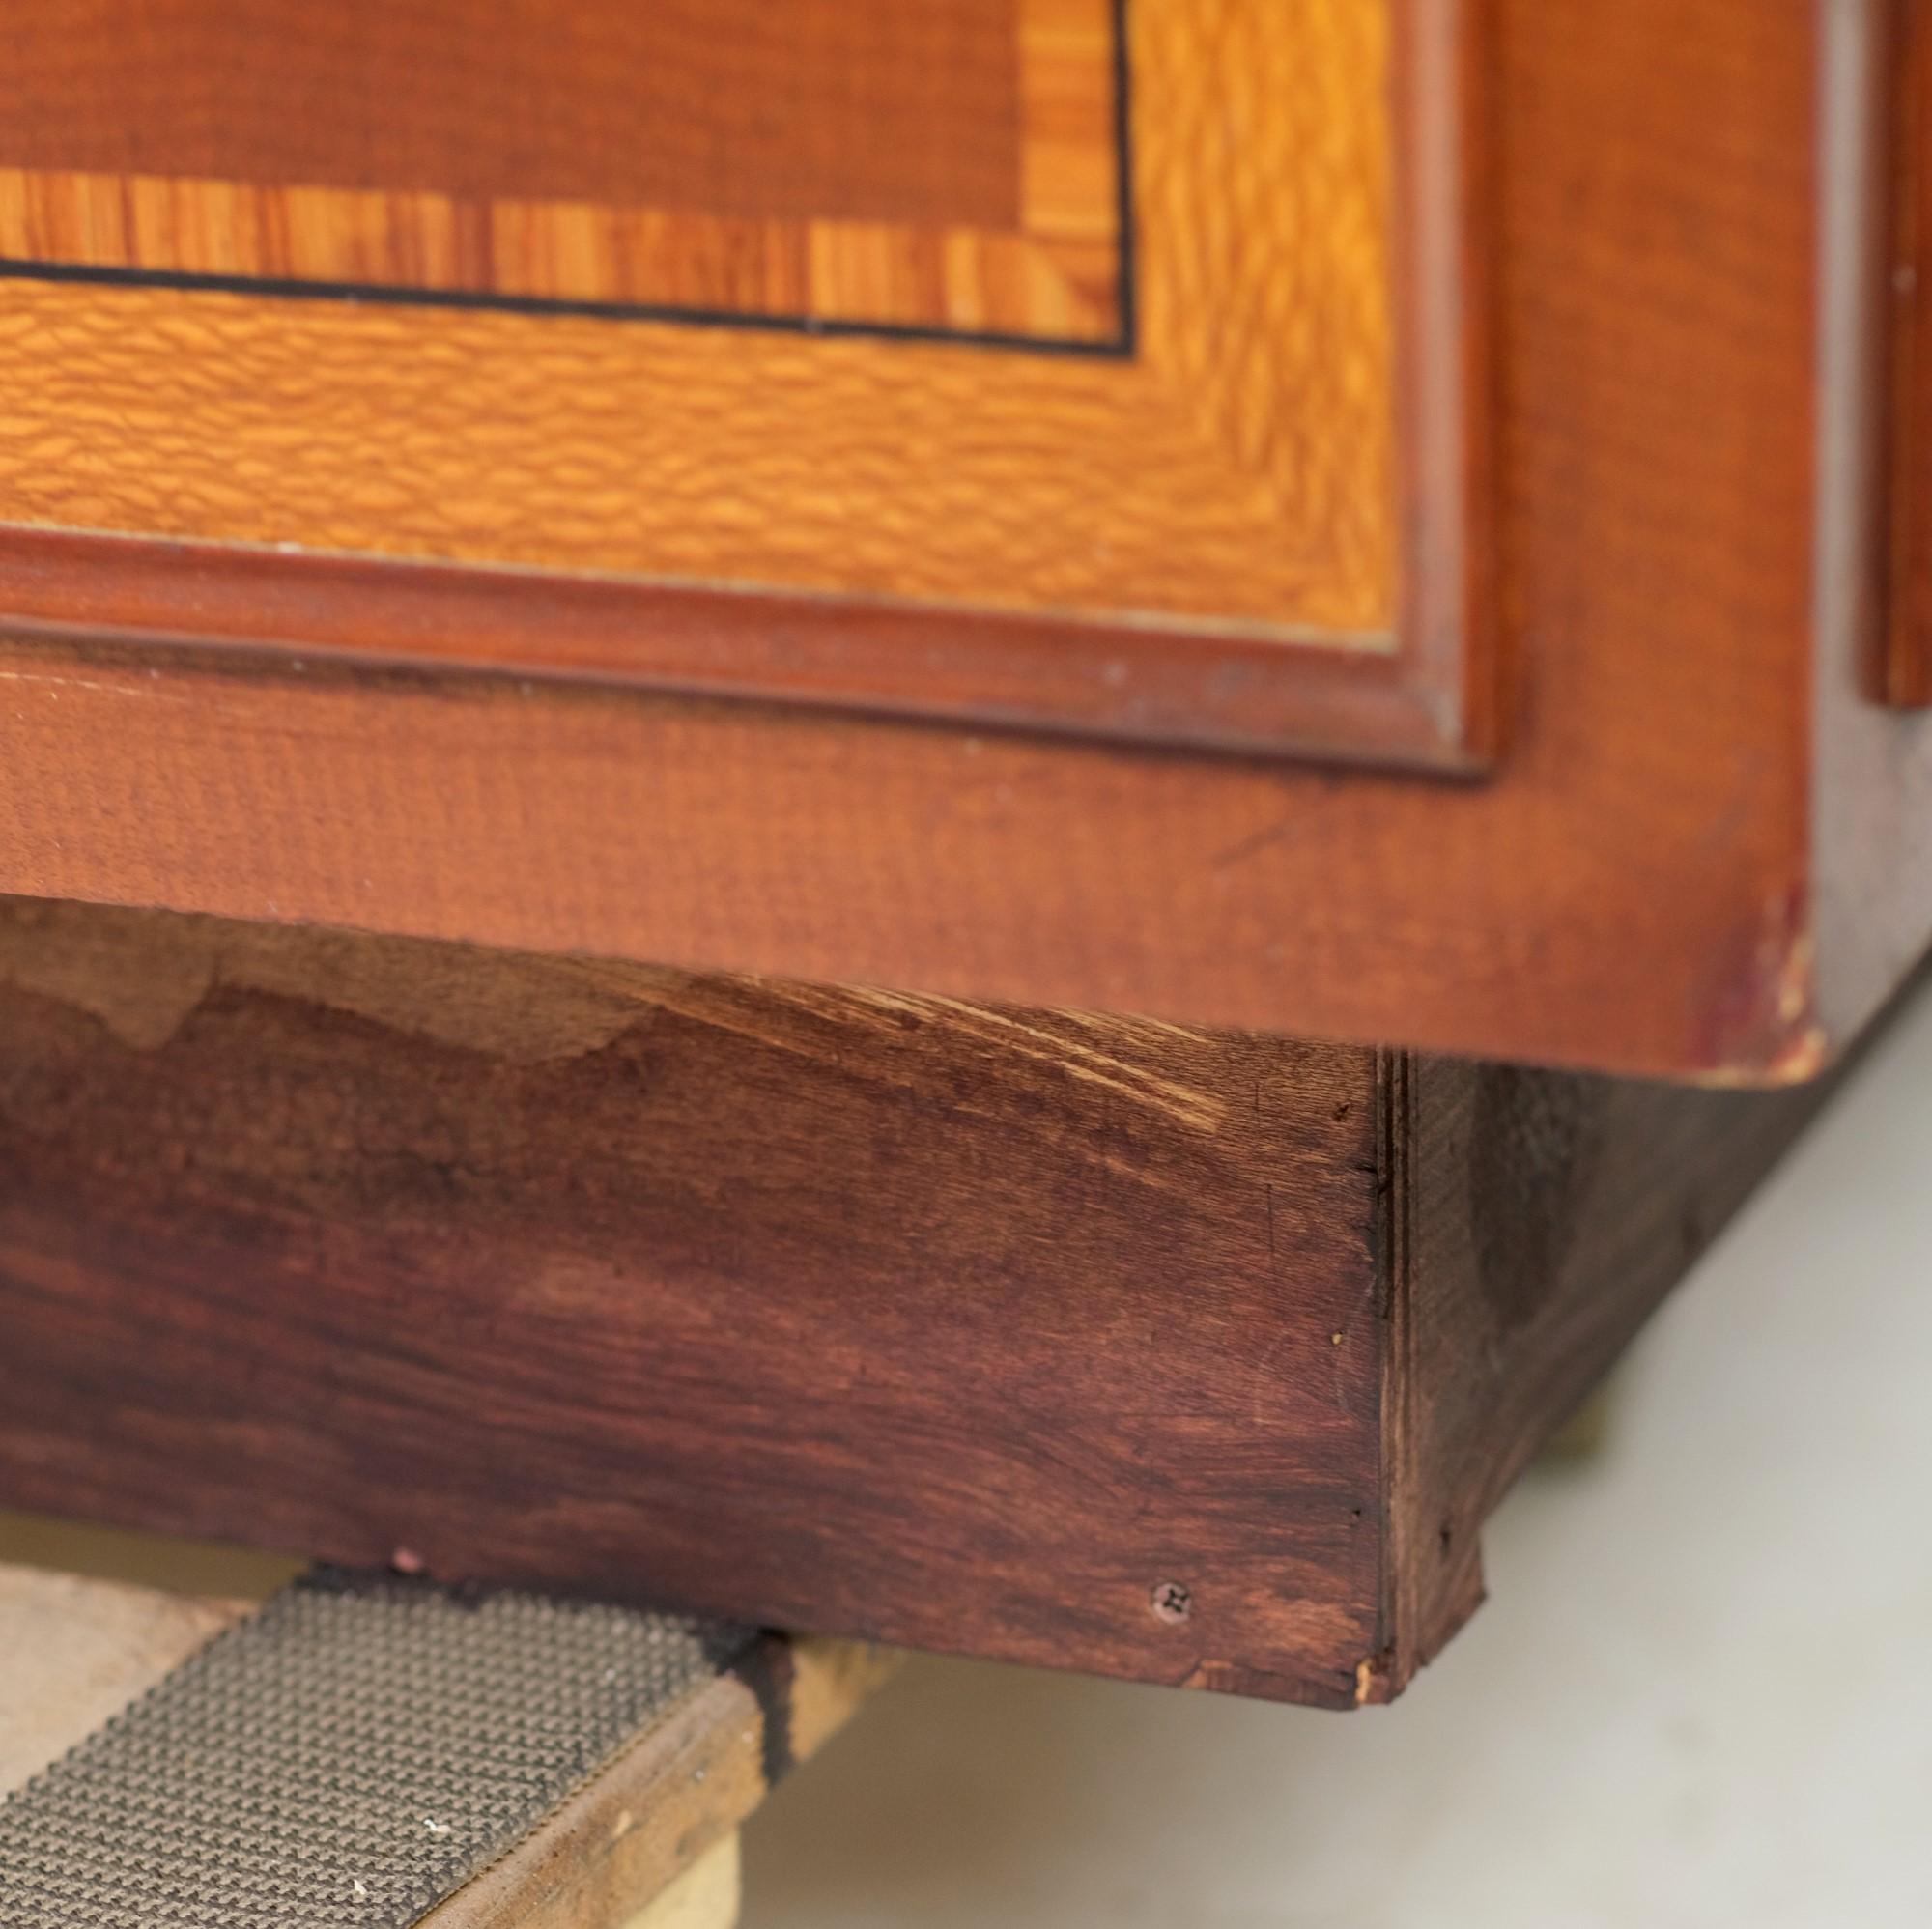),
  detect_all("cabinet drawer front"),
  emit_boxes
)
[16,0,1897,1085]
[0,0,1488,763]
